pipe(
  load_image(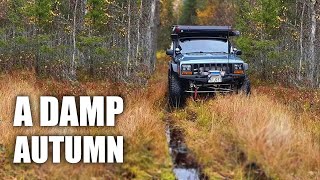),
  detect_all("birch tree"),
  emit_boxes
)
[308,0,317,86]
[126,0,131,76]
[71,0,79,80]
[298,1,305,80]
